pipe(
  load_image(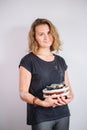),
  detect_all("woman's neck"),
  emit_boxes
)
[35,48,54,62]
[36,48,52,56]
